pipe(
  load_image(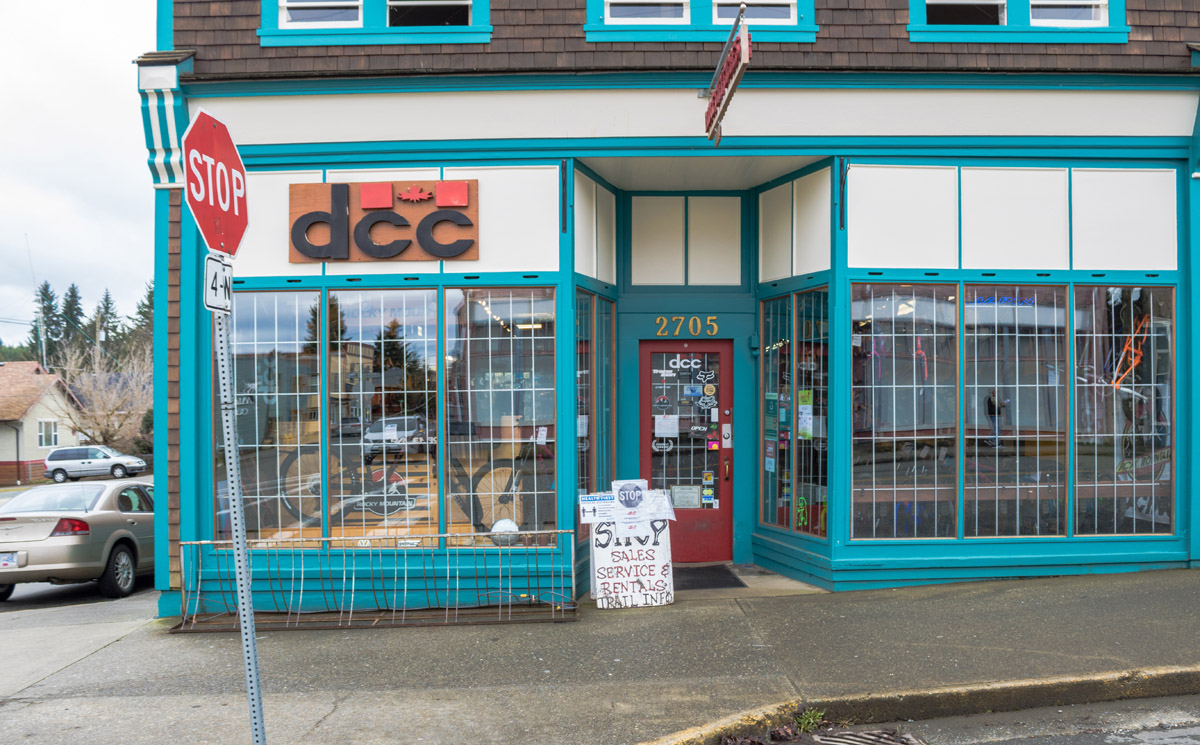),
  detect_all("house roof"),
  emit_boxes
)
[0,362,62,422]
